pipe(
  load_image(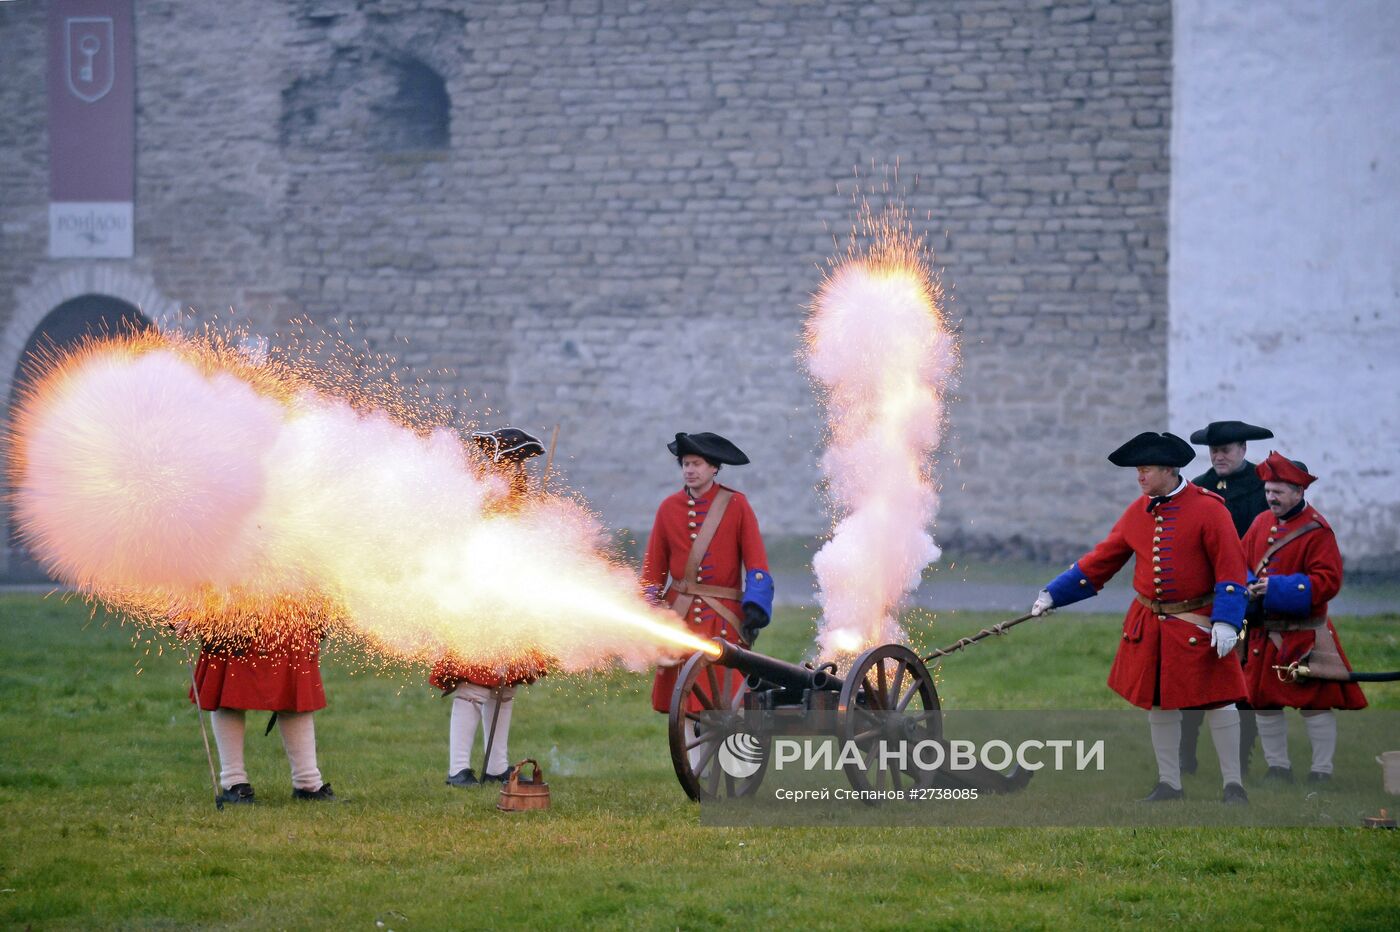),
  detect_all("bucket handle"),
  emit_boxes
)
[511,758,544,785]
